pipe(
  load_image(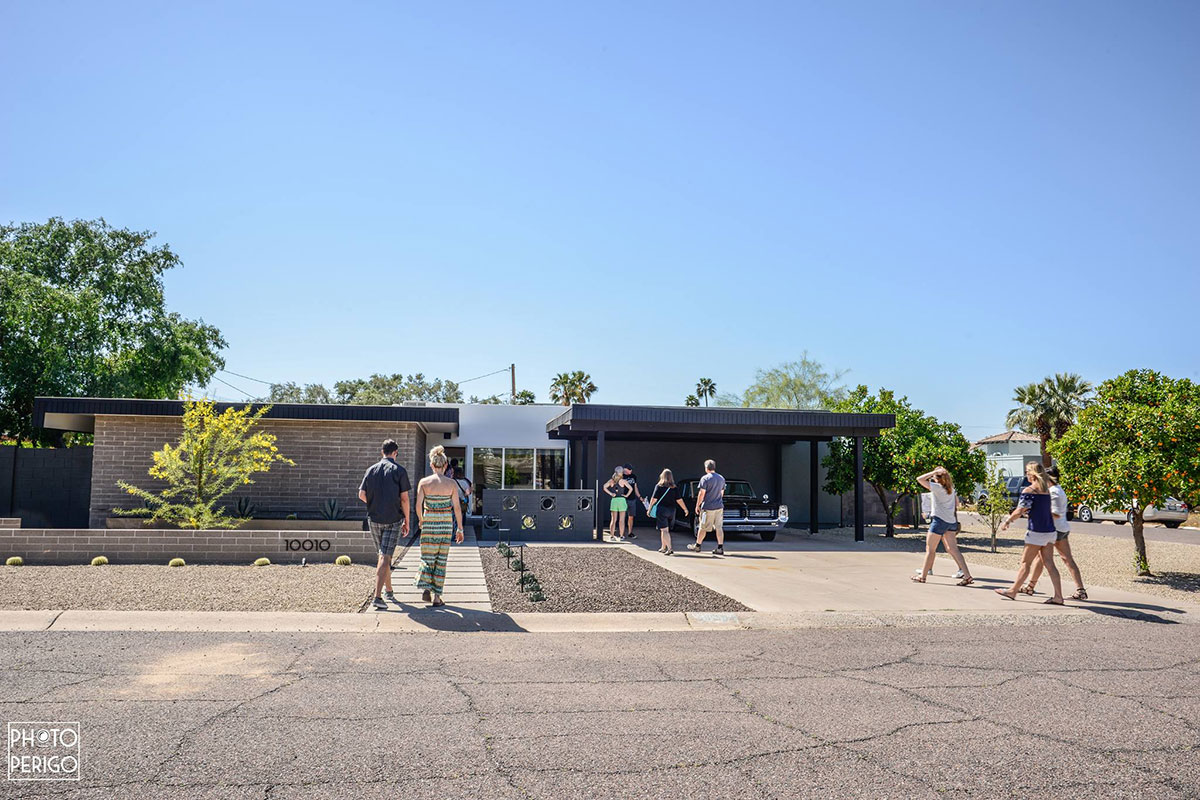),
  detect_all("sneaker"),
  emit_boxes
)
[384,590,398,604]
[687,543,702,553]
[371,596,387,611]
[713,546,724,557]
[658,546,667,554]
[627,533,637,540]
[665,549,674,556]
[953,570,965,580]
[914,568,933,577]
